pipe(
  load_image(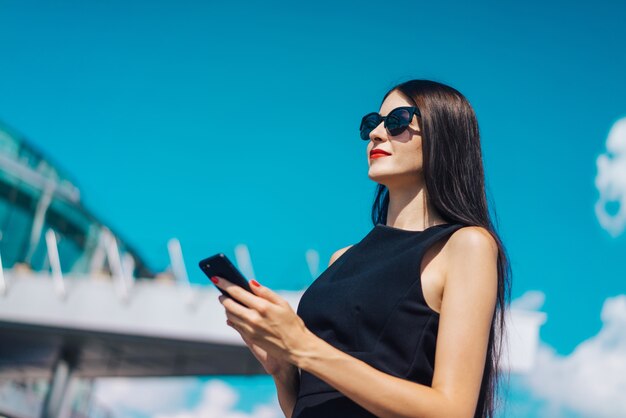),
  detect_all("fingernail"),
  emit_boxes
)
[250,279,261,287]
[210,276,219,284]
